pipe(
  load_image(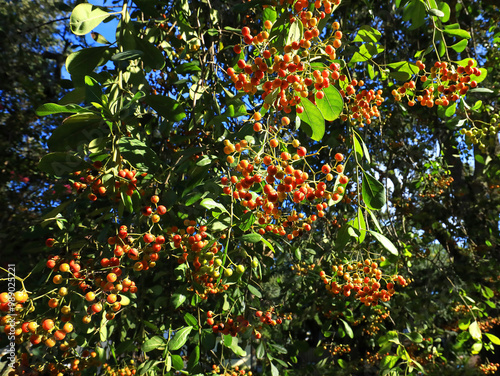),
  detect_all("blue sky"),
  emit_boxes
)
[61,0,119,79]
